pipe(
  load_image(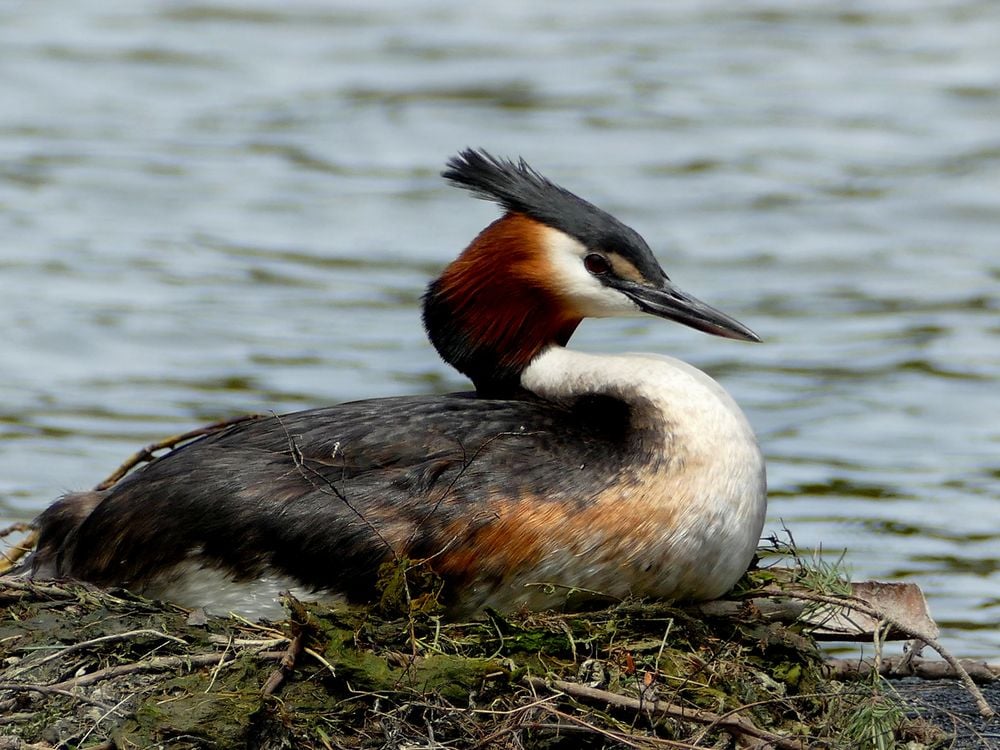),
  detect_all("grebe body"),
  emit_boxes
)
[28,151,766,620]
